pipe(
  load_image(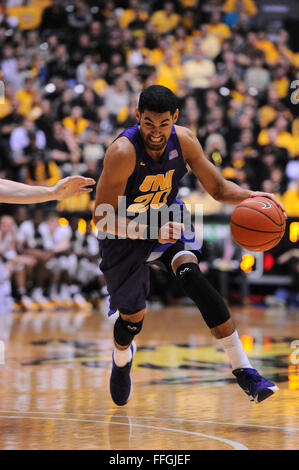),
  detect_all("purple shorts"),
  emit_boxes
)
[99,238,201,317]
[99,200,201,316]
